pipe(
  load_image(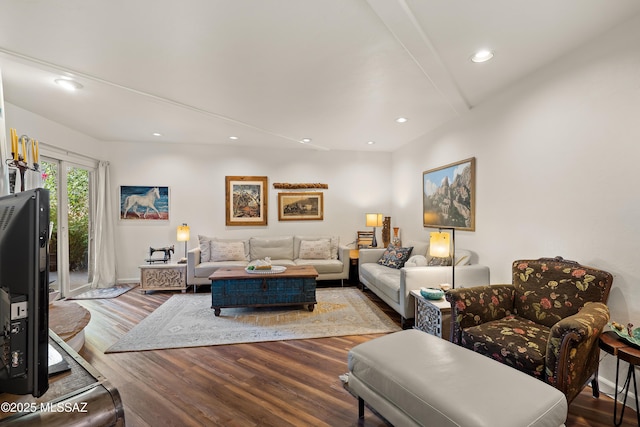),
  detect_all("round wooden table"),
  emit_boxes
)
[599,331,640,426]
[49,301,91,352]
